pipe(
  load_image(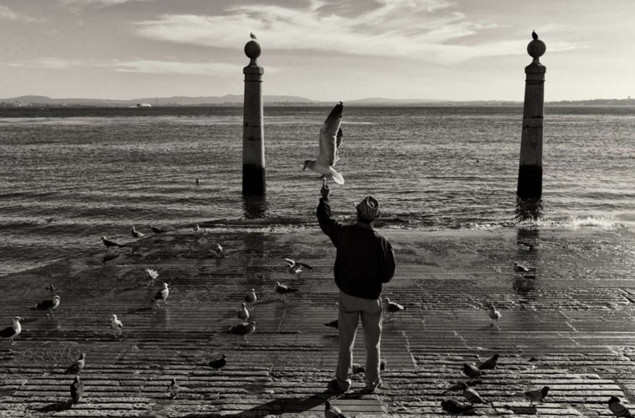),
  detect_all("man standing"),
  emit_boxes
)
[317,182,396,394]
